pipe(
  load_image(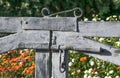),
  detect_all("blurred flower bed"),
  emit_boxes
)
[0,49,35,78]
[68,51,120,78]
